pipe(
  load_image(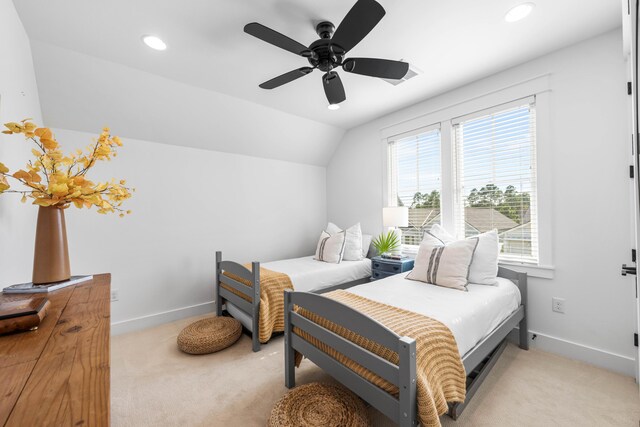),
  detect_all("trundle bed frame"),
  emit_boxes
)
[214,251,370,352]
[283,267,528,426]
